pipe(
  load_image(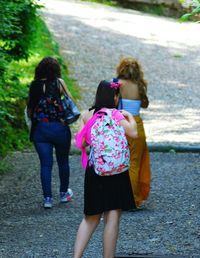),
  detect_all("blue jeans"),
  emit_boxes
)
[33,122,71,198]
